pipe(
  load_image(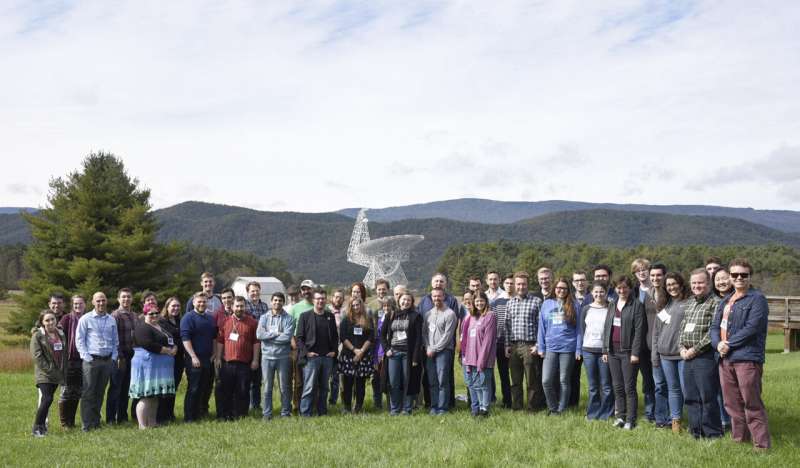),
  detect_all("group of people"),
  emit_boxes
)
[29,257,772,451]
